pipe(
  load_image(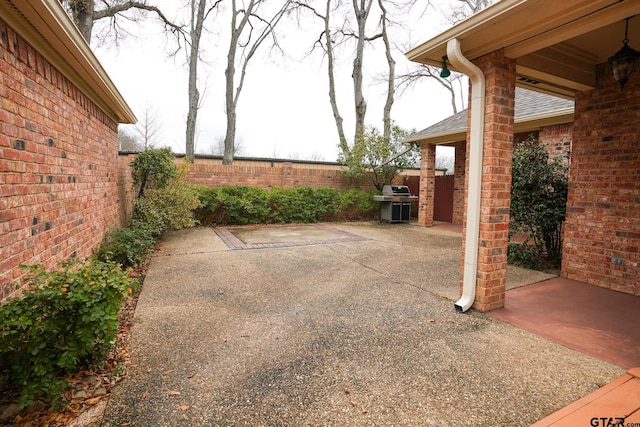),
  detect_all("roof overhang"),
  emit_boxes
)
[405,108,574,145]
[0,0,136,124]
[406,0,640,98]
